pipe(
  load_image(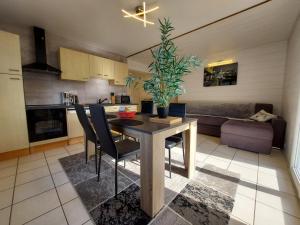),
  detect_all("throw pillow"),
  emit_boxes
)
[250,110,277,122]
